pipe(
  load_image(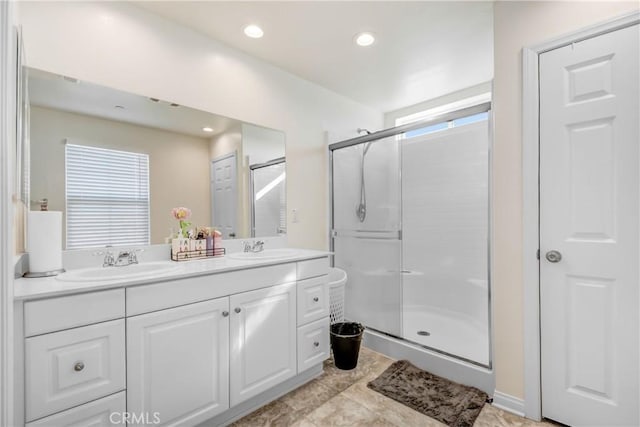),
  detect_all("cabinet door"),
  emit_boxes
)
[230,282,296,406]
[127,298,229,427]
